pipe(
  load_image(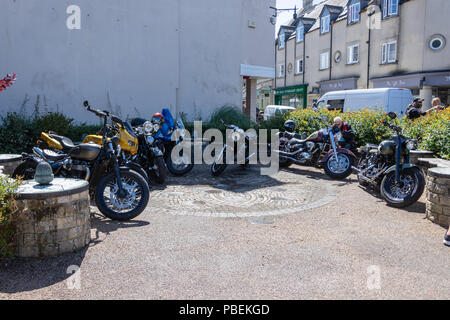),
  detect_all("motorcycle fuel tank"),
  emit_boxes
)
[71,143,101,161]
